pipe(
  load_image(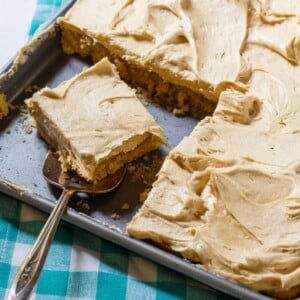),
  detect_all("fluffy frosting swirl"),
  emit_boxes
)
[126,0,300,297]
